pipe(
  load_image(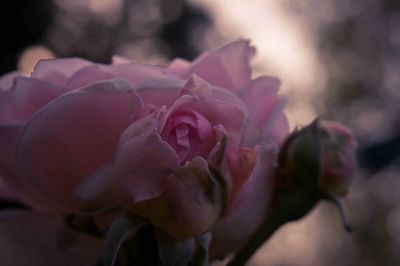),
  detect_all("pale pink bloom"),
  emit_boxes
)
[0,40,289,256]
